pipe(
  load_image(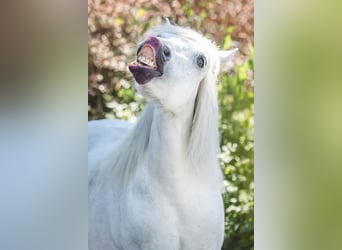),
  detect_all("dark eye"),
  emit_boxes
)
[197,55,207,68]
[163,46,171,57]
